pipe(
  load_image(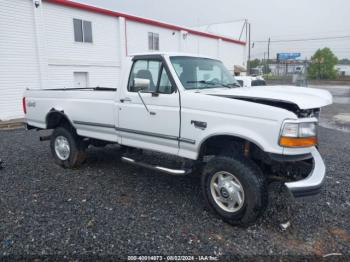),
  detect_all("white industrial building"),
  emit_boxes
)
[0,0,247,121]
[335,65,350,76]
